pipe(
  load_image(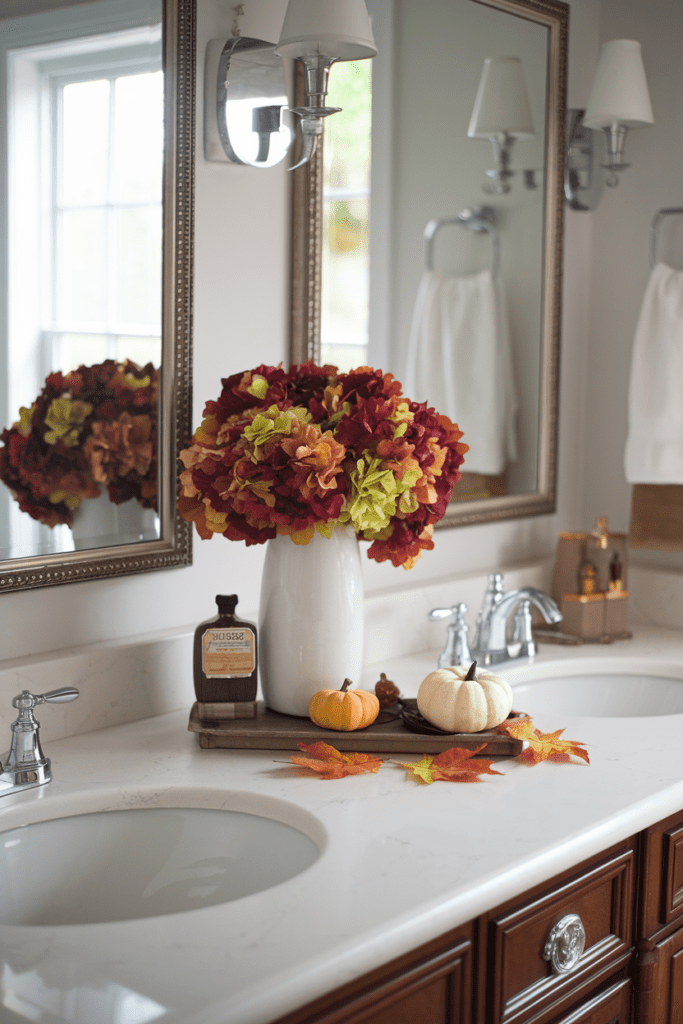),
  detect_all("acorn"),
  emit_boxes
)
[374,672,400,708]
